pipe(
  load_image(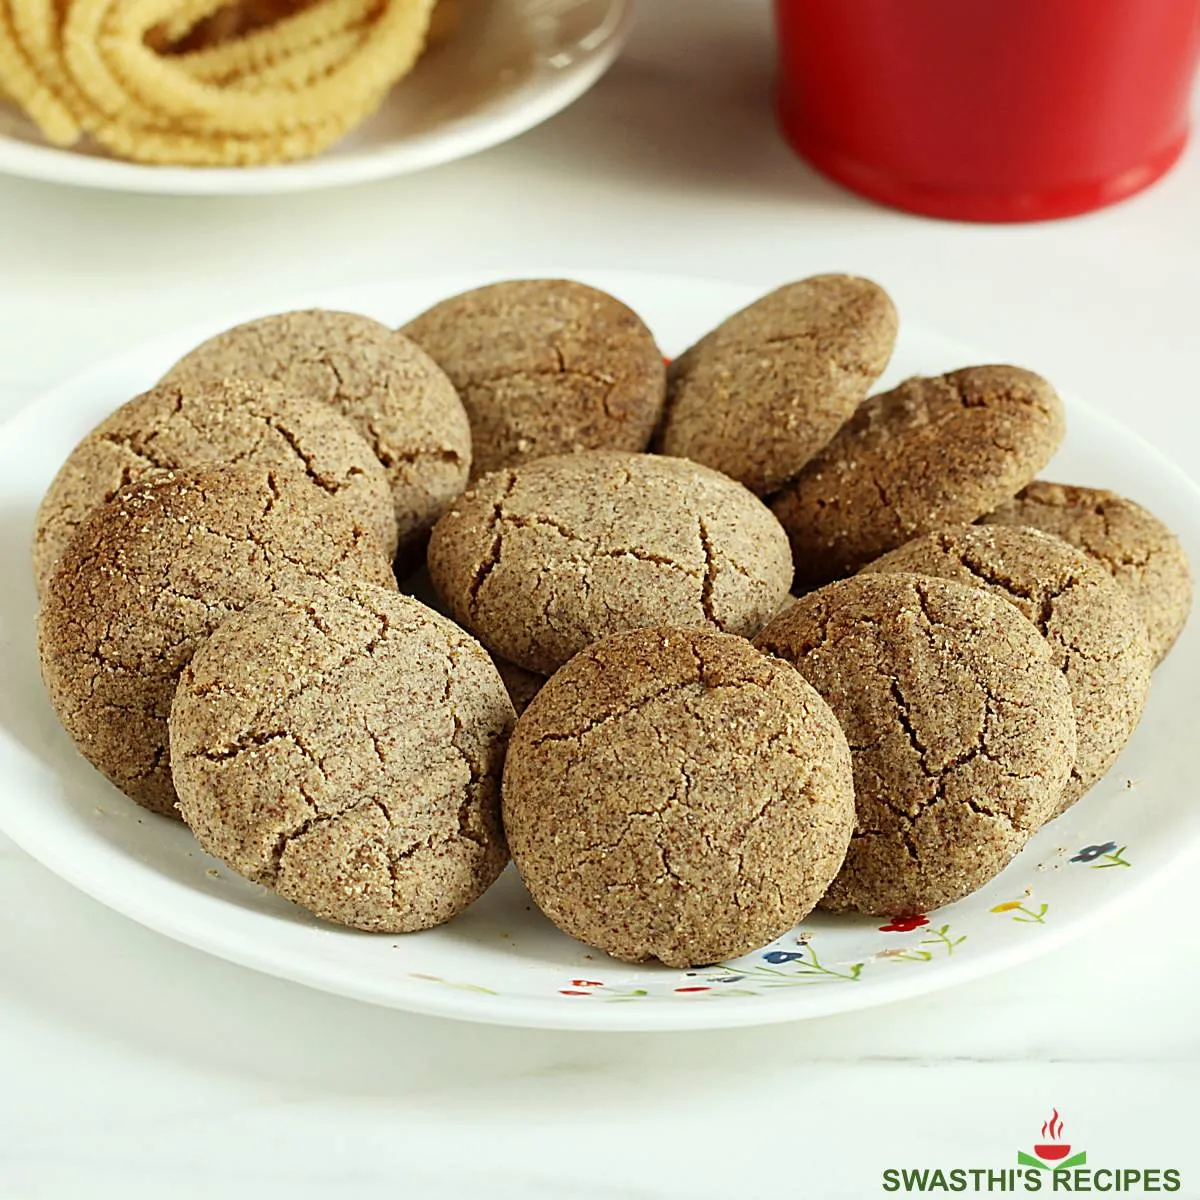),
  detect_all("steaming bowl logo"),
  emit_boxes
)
[1017,1109,1087,1171]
